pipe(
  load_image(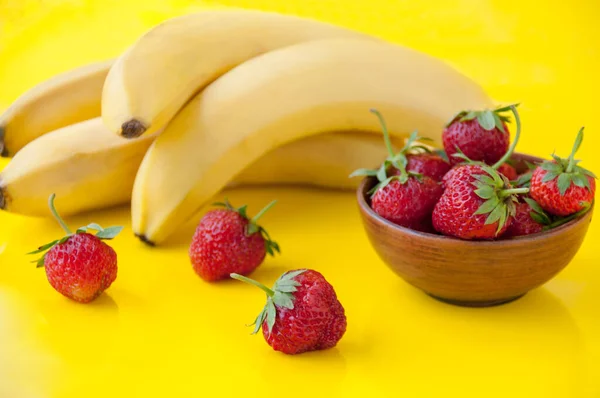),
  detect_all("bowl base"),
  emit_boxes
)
[427,293,526,308]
